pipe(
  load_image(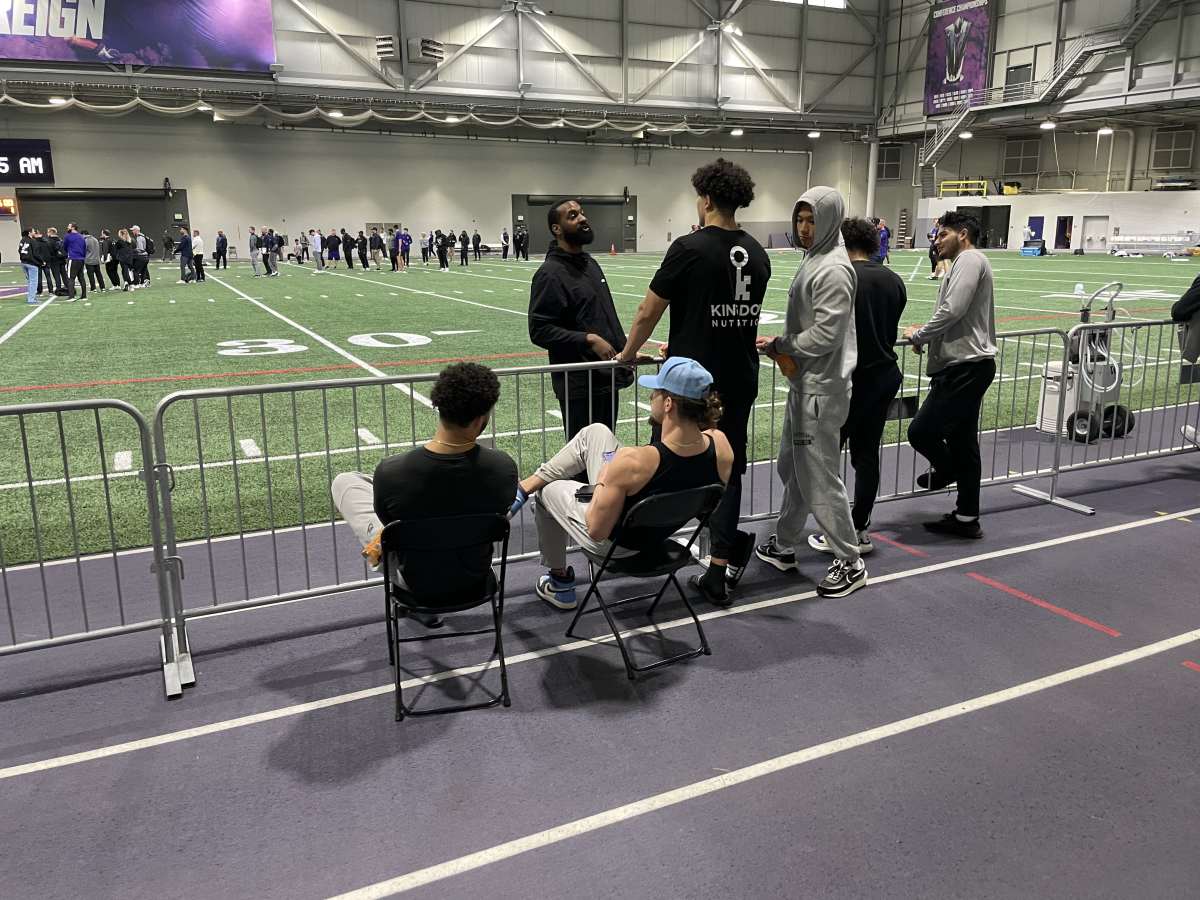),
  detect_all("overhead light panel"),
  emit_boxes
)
[730,128,744,137]
[959,130,973,139]
[327,110,344,118]
[48,96,67,105]
[445,115,462,123]
[1039,120,1056,130]
[196,103,212,112]
[722,23,743,35]
[807,130,821,139]
[1097,126,1114,136]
